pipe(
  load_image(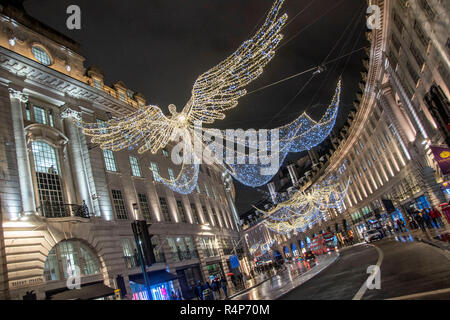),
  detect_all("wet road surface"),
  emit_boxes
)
[280,236,450,300]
